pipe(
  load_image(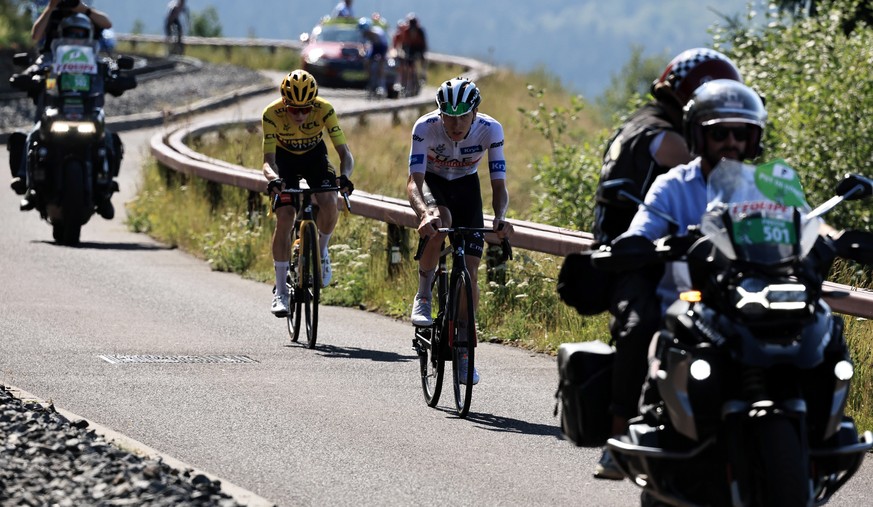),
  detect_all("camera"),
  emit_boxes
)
[59,0,81,9]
